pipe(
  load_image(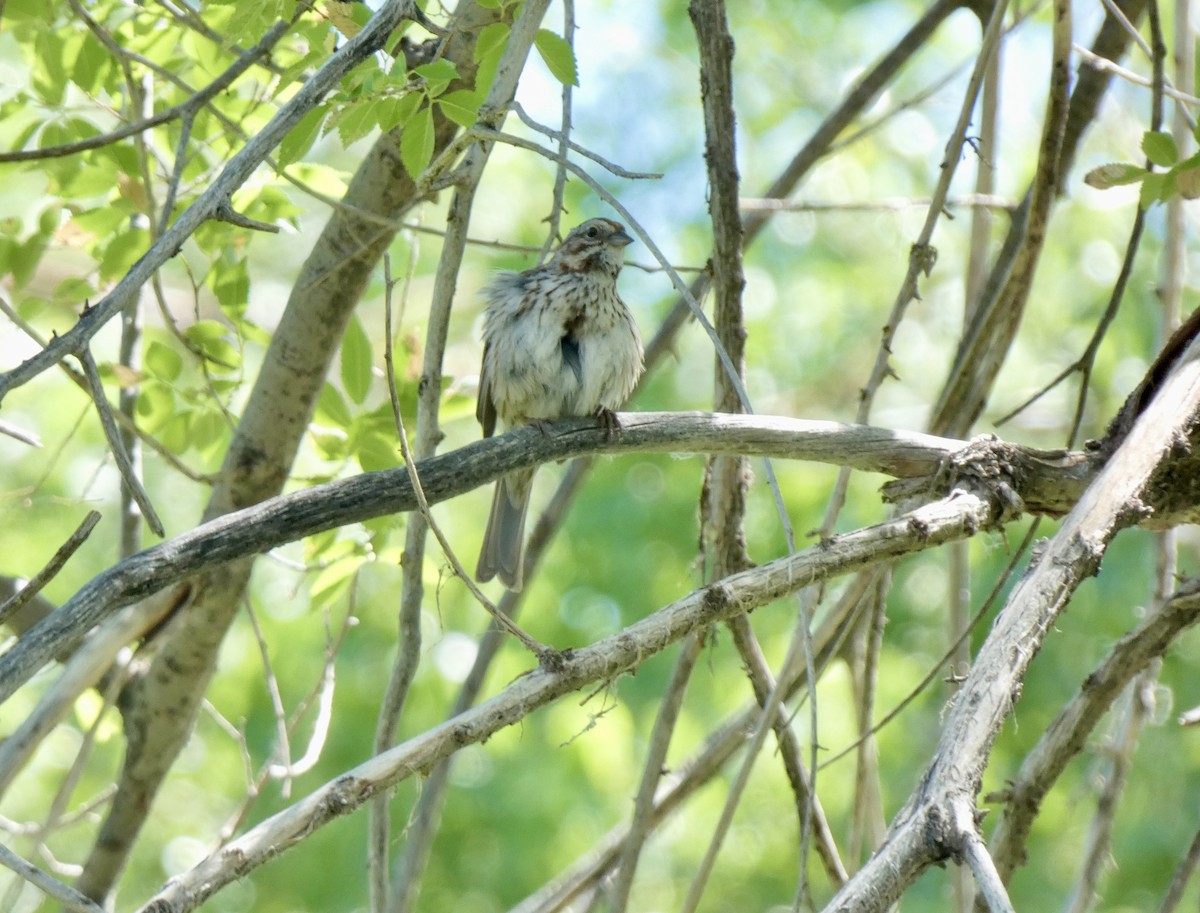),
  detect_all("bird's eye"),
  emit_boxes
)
[585,226,600,239]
